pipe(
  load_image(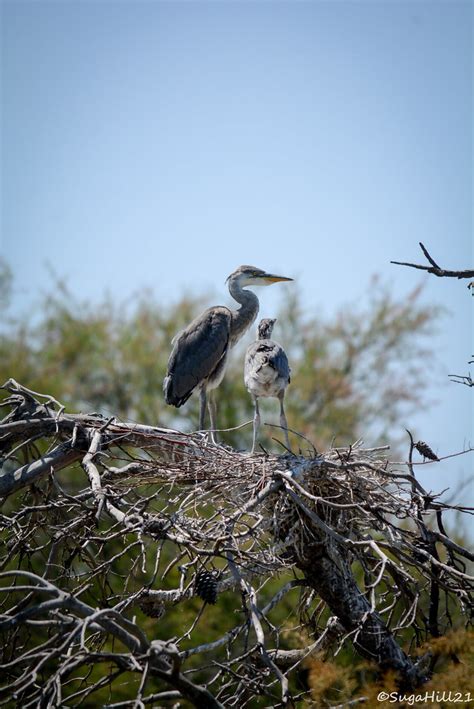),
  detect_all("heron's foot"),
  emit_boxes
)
[200,430,218,446]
